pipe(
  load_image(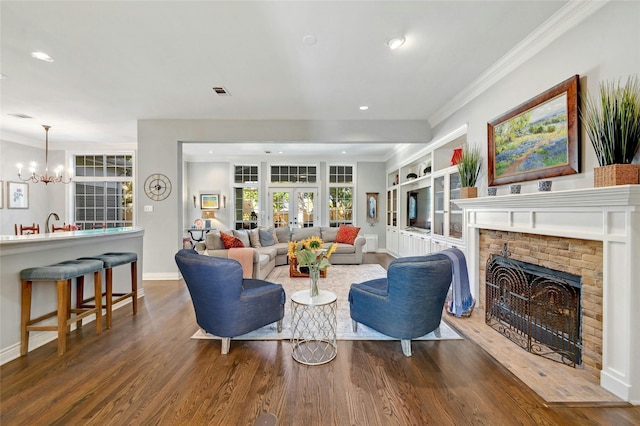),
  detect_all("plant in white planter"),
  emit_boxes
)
[581,75,640,186]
